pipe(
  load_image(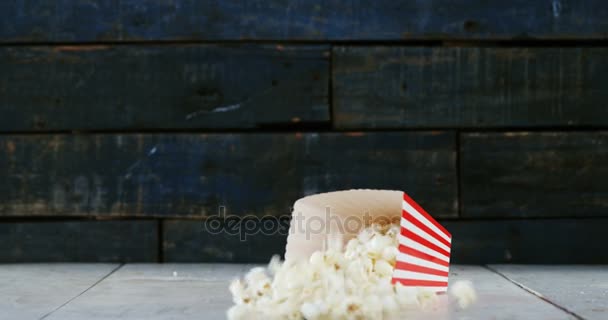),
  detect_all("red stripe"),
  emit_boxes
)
[403,193,451,238]
[398,245,450,267]
[394,261,449,277]
[402,209,451,248]
[401,227,450,257]
[391,278,448,287]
